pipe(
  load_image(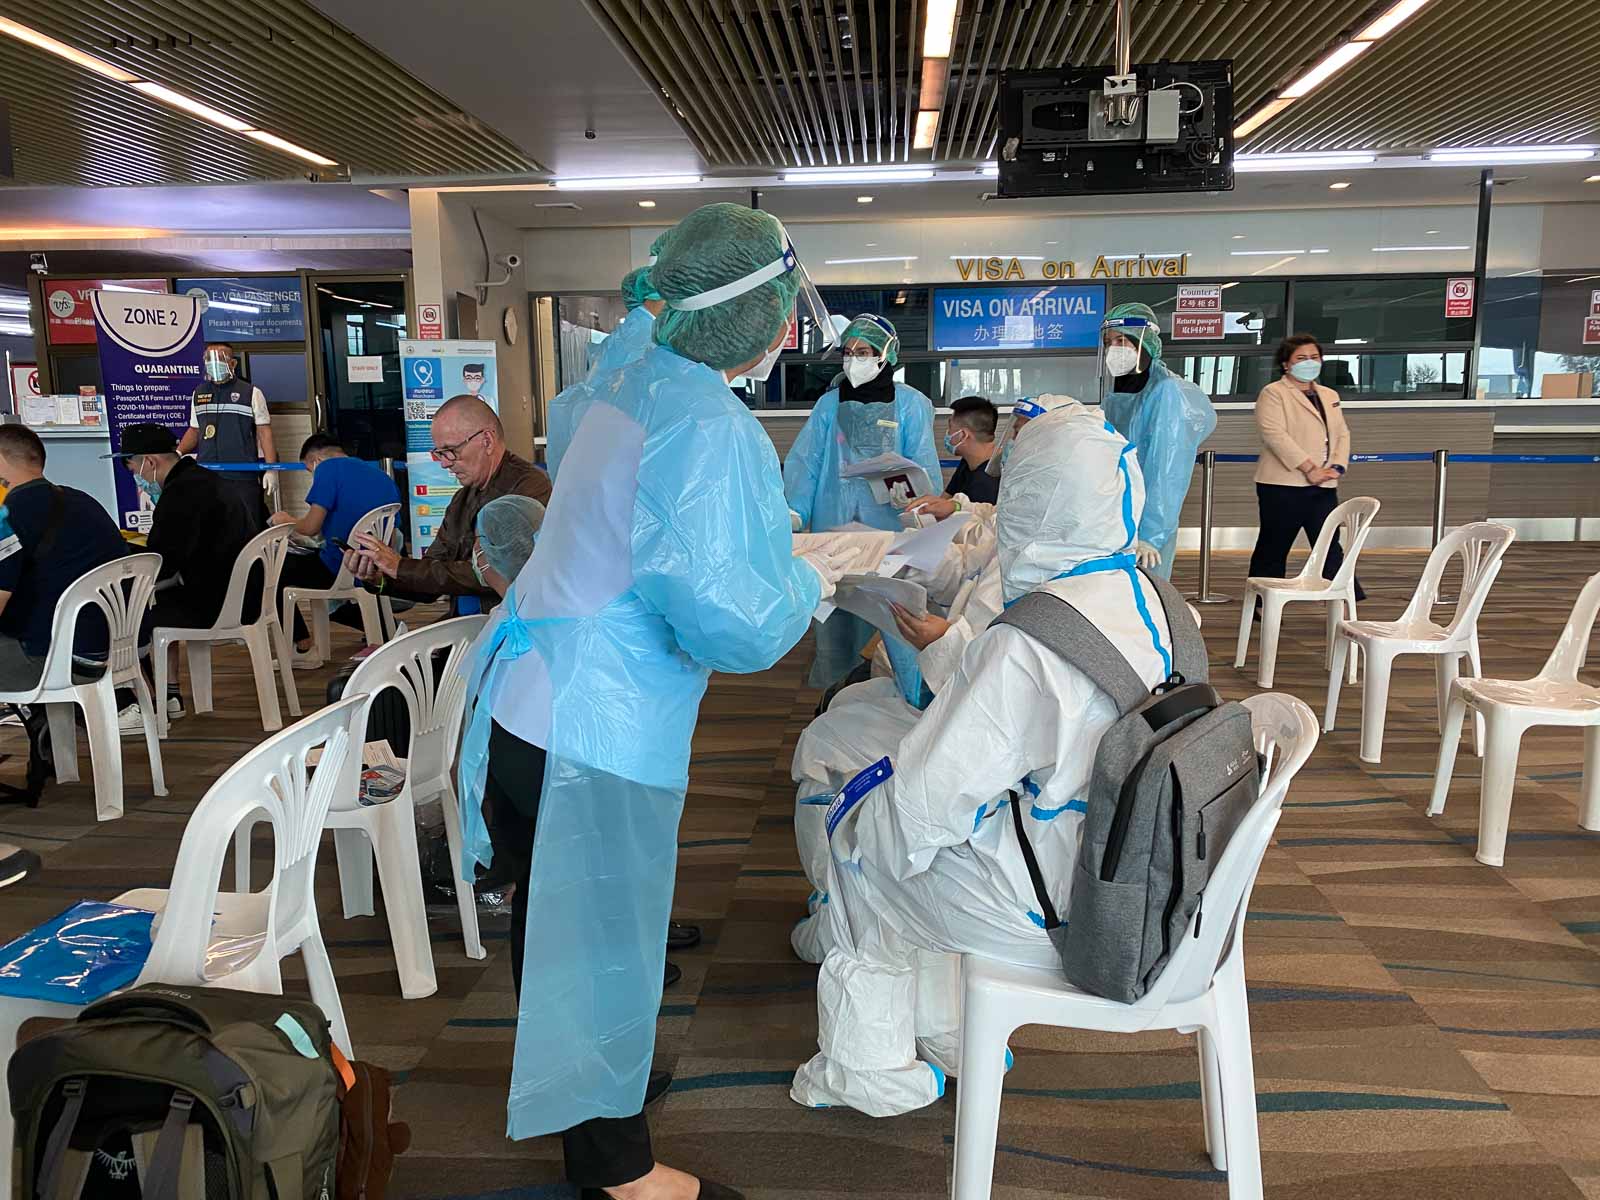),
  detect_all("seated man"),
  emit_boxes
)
[0,425,129,698]
[114,423,262,690]
[271,433,400,657]
[941,395,1000,507]
[347,395,551,607]
[791,403,1174,1117]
